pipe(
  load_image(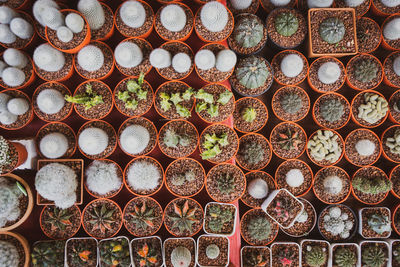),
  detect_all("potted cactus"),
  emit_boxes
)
[131,236,163,267]
[300,240,330,267]
[229,55,273,96]
[0,6,34,49]
[65,237,98,267]
[306,129,344,167]
[270,122,307,160]
[382,125,400,163]
[392,240,400,267]
[312,93,350,130]
[0,135,27,174]
[31,240,65,267]
[163,237,196,267]
[236,133,272,171]
[203,202,237,236]
[390,165,400,200]
[206,163,246,203]
[0,48,34,89]
[99,236,132,267]
[39,204,81,239]
[307,56,346,93]
[227,0,259,15]
[344,128,381,167]
[271,86,310,122]
[394,205,400,236]
[163,197,204,237]
[384,52,400,88]
[82,198,123,239]
[165,158,205,197]
[272,50,308,86]
[0,231,29,267]
[196,235,229,267]
[241,246,270,267]
[313,166,351,204]
[241,171,276,208]
[331,243,360,267]
[282,198,317,237]
[359,207,391,239]
[0,90,33,130]
[308,8,357,57]
[356,17,381,53]
[122,196,163,237]
[233,97,268,133]
[32,0,63,40]
[351,90,389,128]
[1,0,28,9]
[346,53,383,90]
[335,0,371,17]
[270,242,300,267]
[389,89,400,124]
[360,241,389,267]
[382,14,400,50]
